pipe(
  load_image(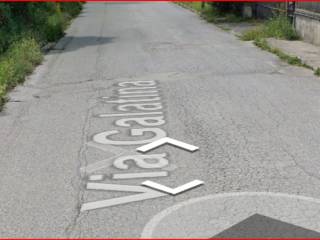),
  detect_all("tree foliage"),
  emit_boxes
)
[0,2,83,109]
[0,2,83,54]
